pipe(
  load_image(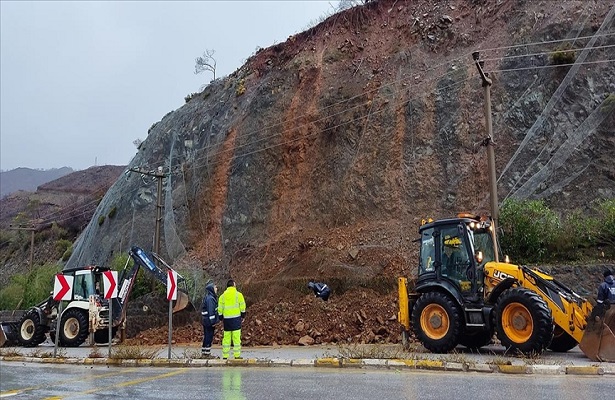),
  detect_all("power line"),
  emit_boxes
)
[23,30,615,227]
